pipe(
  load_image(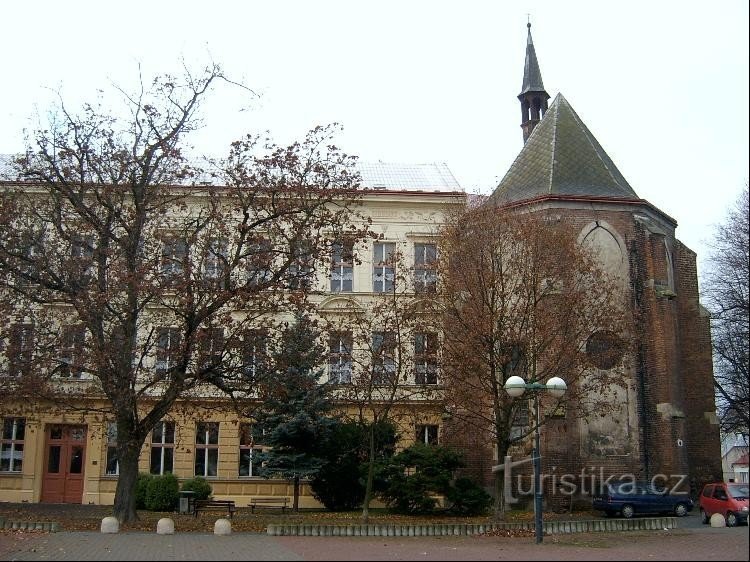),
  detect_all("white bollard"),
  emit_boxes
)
[100,516,120,534]
[214,518,232,536]
[156,518,175,535]
[709,513,726,528]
